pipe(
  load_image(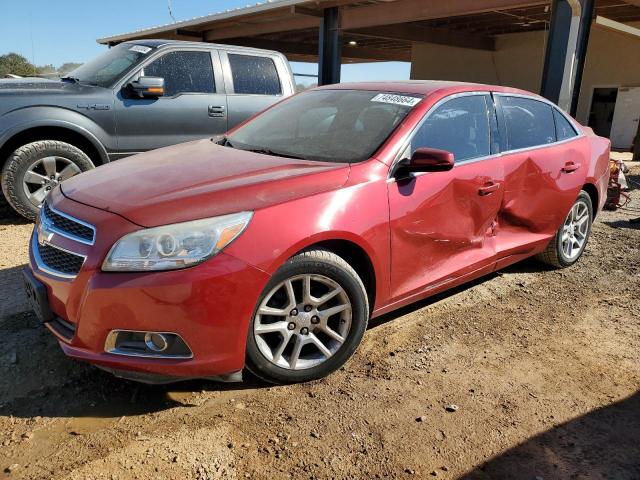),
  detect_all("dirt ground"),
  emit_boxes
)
[1,160,639,480]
